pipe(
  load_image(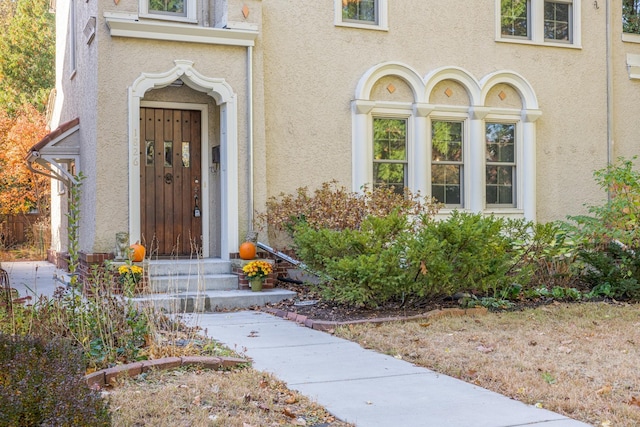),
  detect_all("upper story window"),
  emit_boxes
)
[343,0,376,24]
[140,0,197,23]
[335,0,388,31]
[497,0,580,47]
[150,0,186,16]
[624,0,640,35]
